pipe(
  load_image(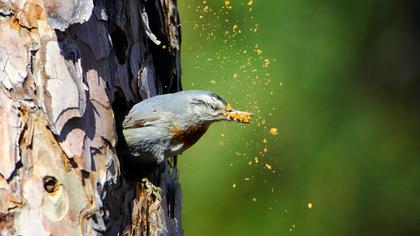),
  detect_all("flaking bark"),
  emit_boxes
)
[0,0,182,235]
